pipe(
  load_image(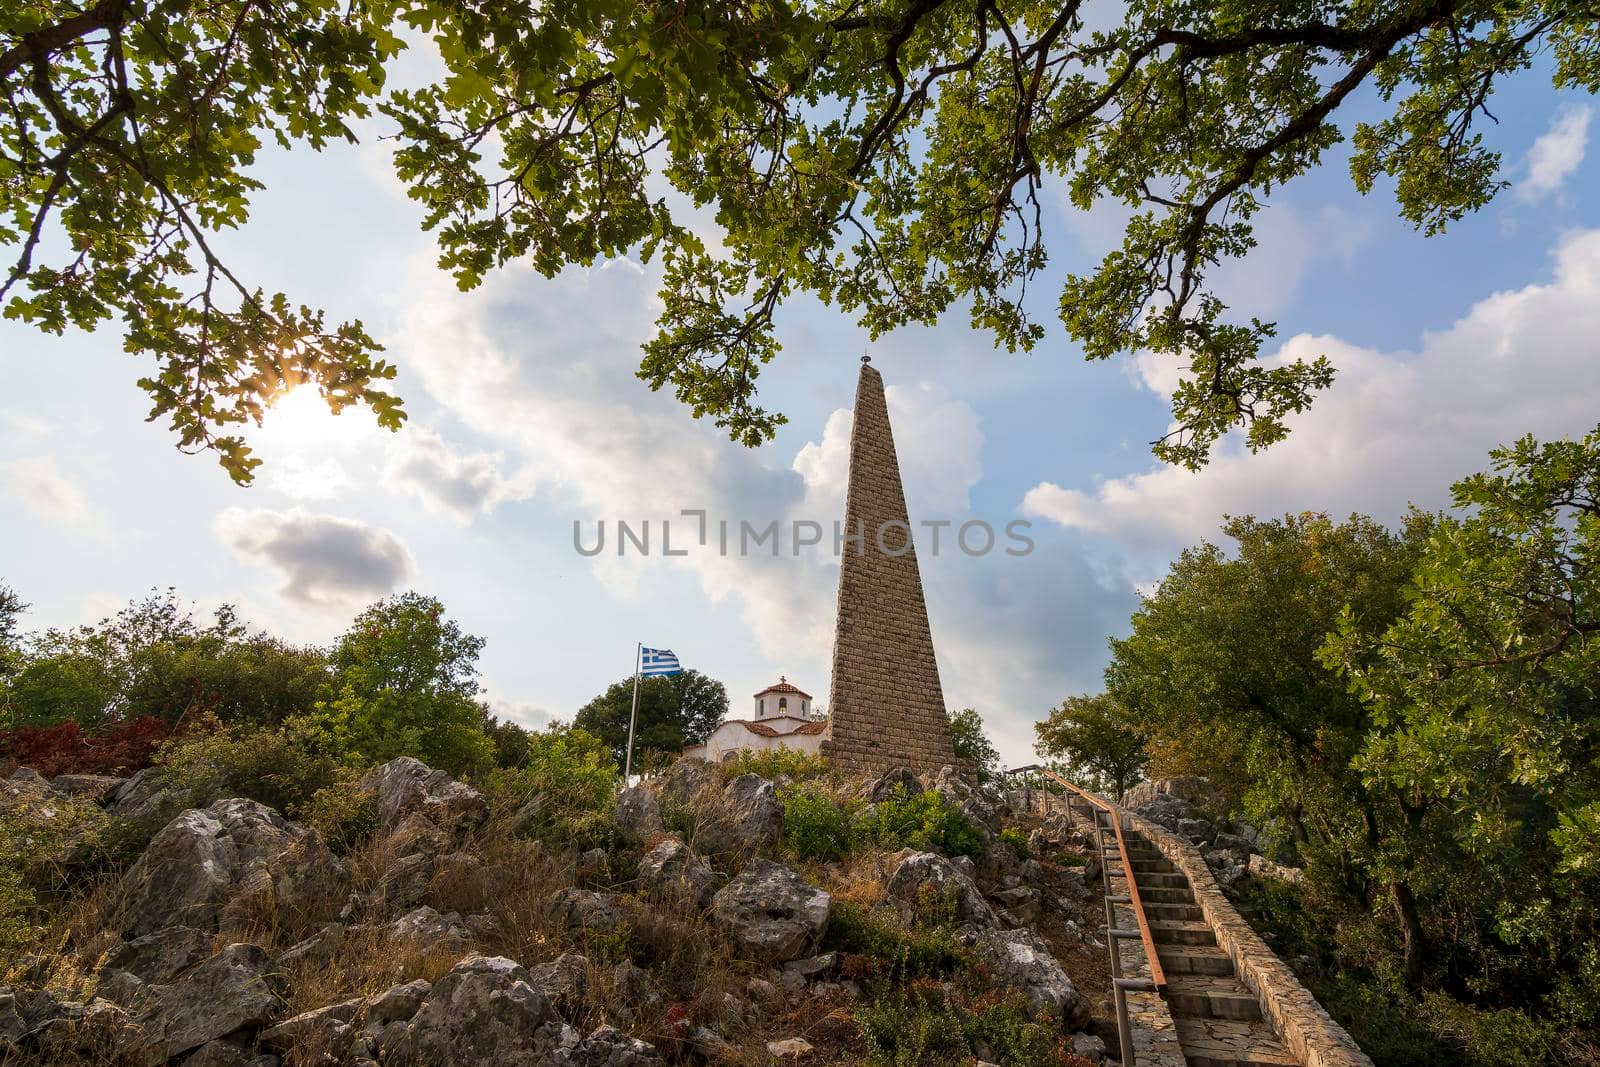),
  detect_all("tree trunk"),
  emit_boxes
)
[1391,878,1427,988]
